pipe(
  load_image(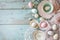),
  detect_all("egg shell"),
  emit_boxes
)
[47,31,54,36]
[40,22,47,28]
[28,2,34,8]
[52,24,57,30]
[40,17,45,21]
[32,9,37,13]
[53,34,58,40]
[31,22,37,27]
[34,14,39,18]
